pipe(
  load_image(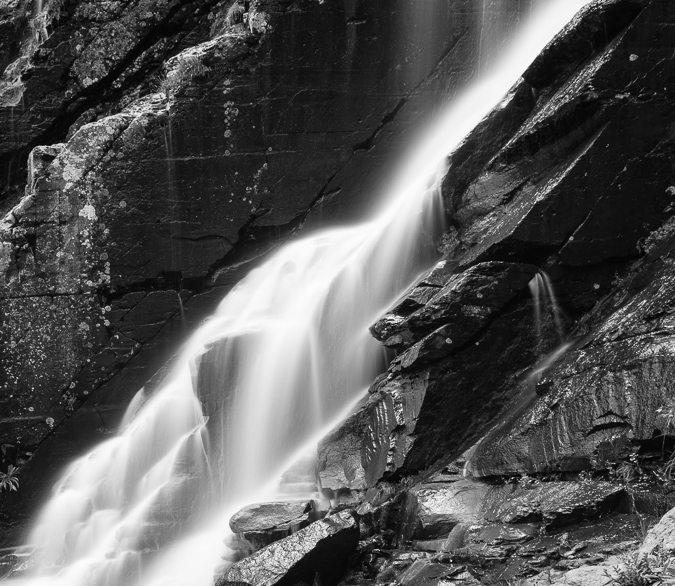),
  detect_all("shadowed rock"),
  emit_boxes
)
[216,510,359,586]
